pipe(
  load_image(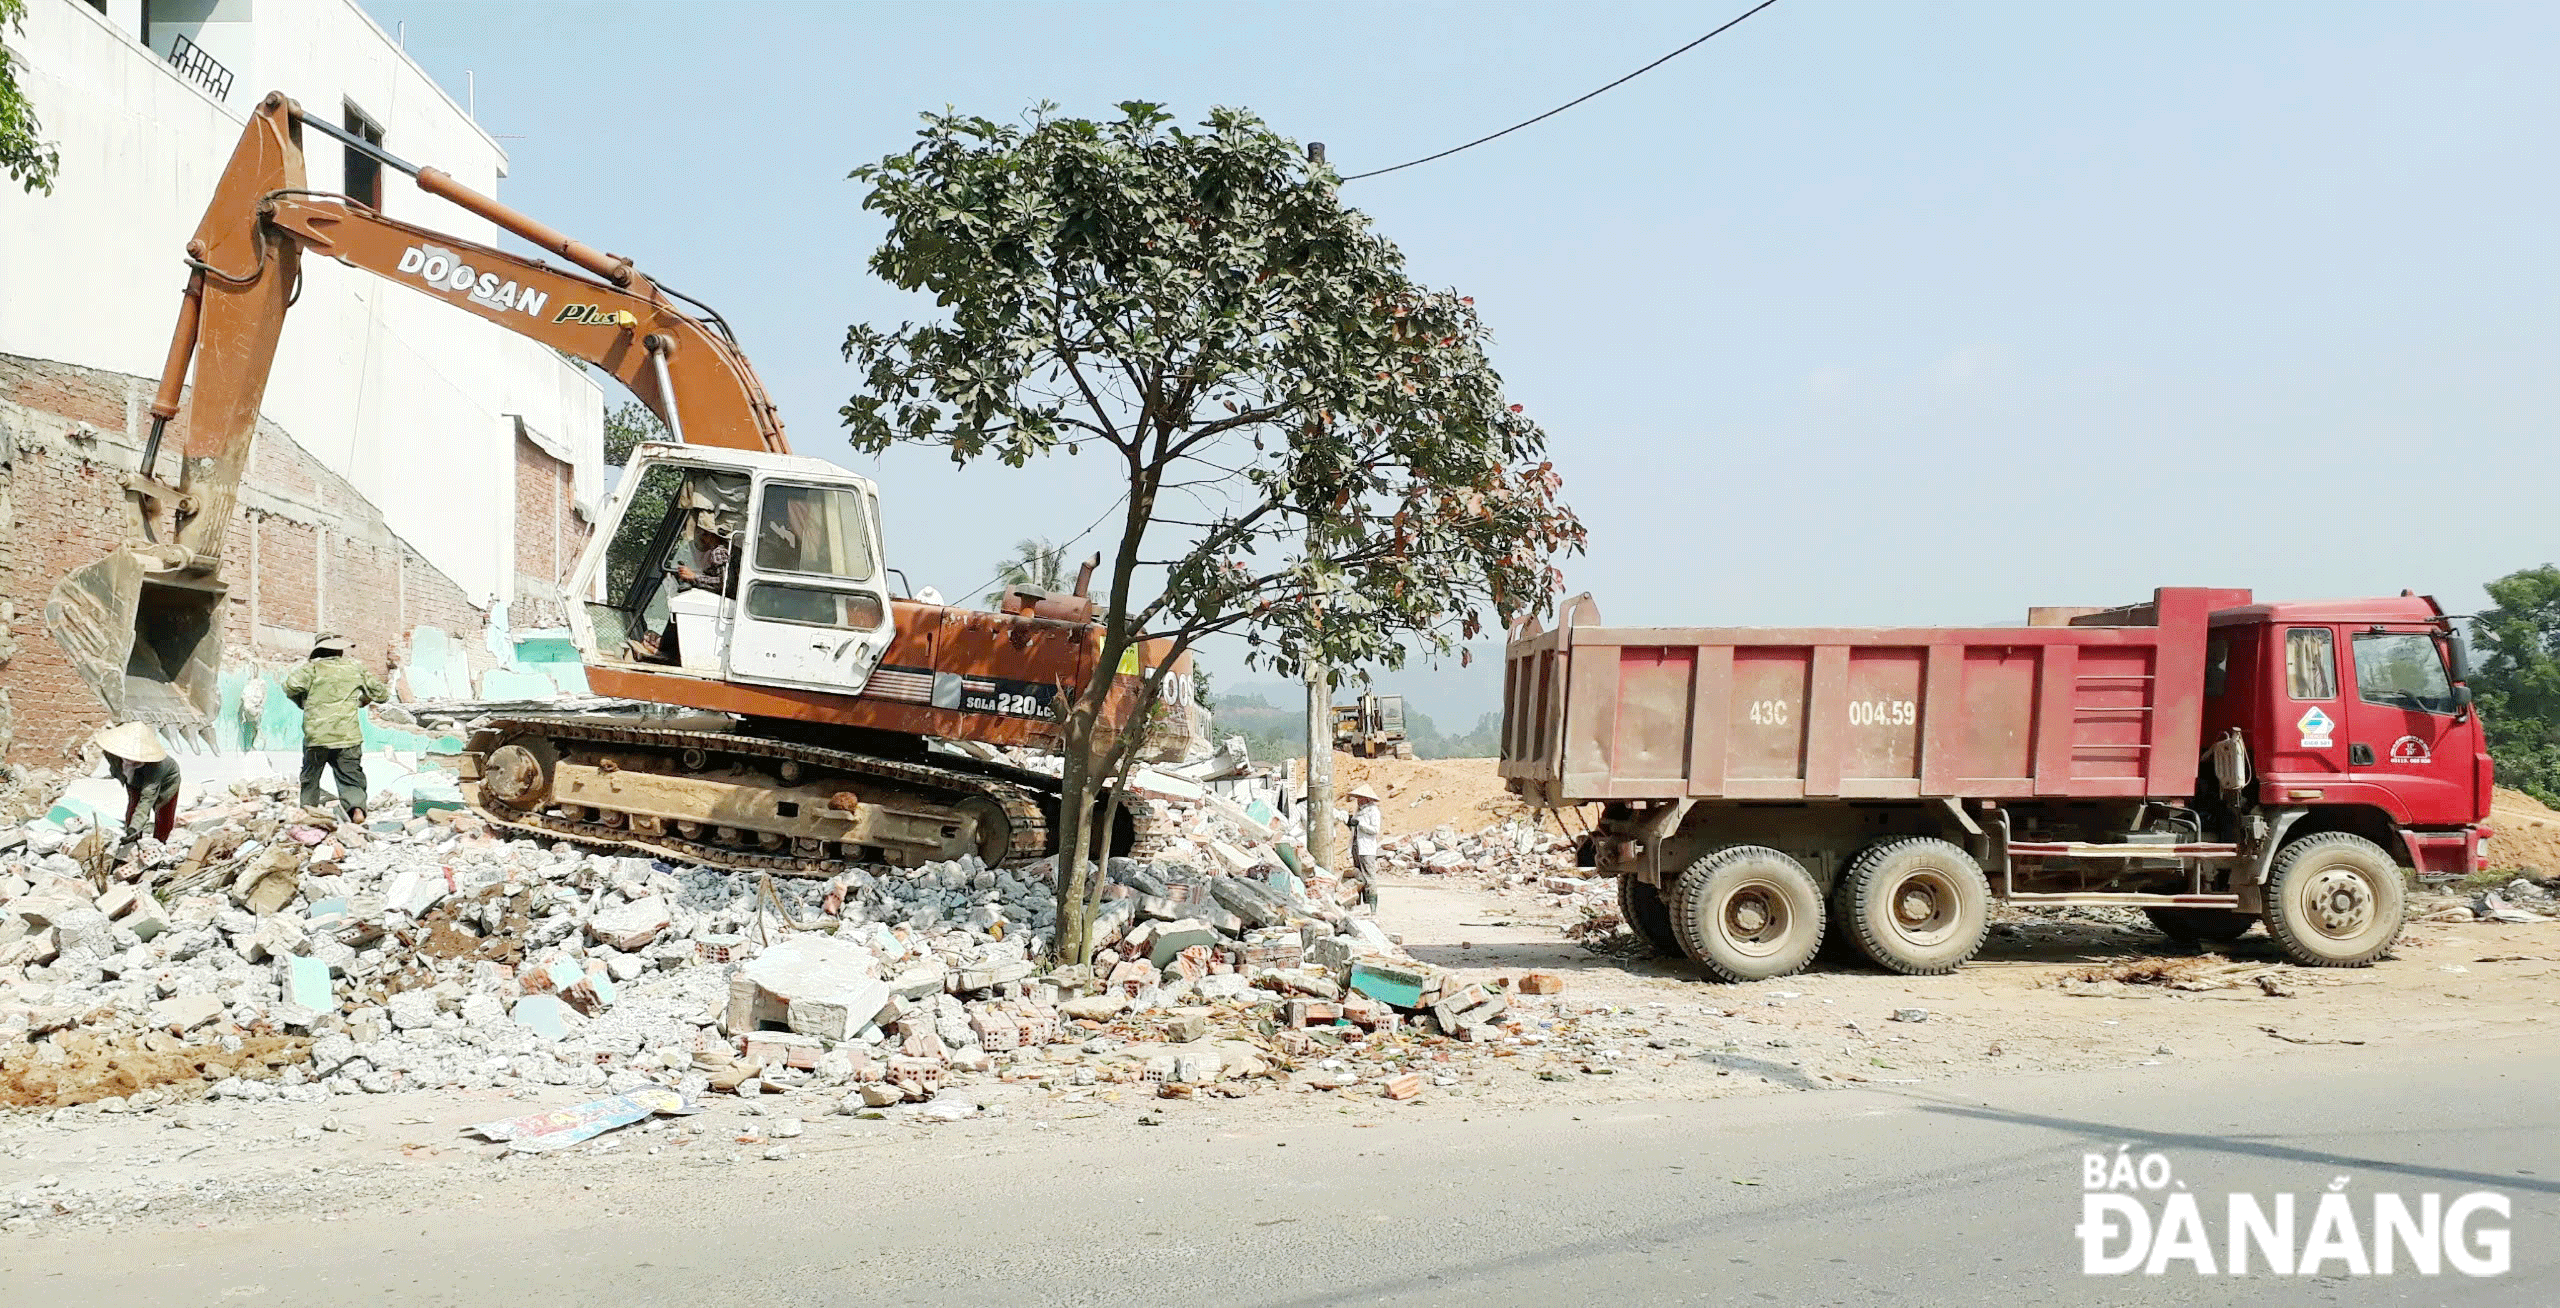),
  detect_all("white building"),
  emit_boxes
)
[0,0,603,615]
